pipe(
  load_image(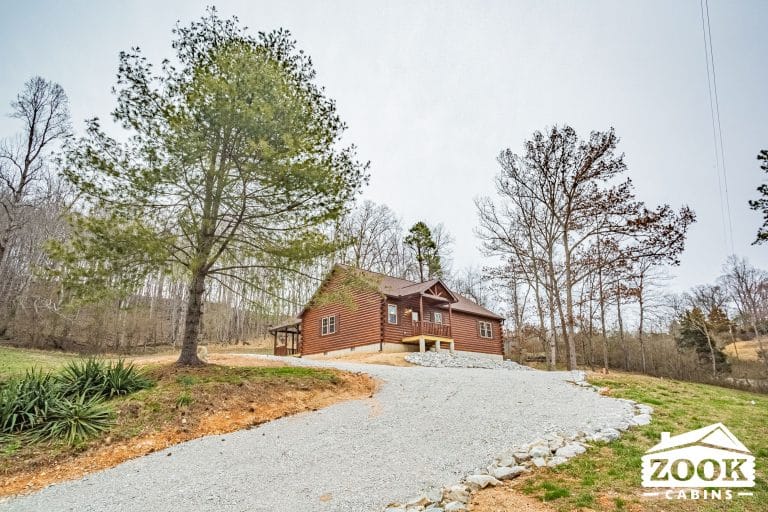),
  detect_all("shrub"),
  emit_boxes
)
[102,360,153,398]
[33,393,113,445]
[1,359,152,445]
[0,369,59,435]
[58,358,152,399]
